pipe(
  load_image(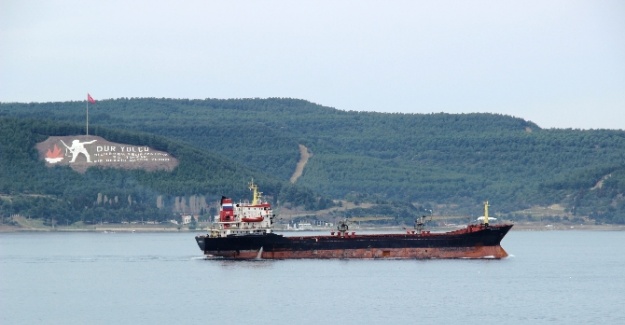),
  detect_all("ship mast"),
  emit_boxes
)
[249,179,262,205]
[483,201,490,226]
